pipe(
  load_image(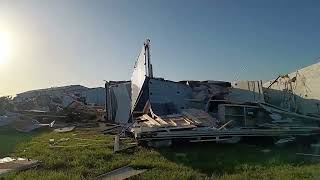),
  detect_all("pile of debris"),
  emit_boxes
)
[0,86,106,132]
[105,39,320,146]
